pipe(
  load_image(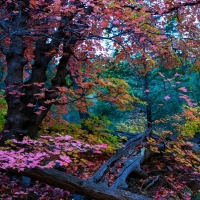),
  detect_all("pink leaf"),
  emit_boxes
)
[64,135,72,141]
[152,45,158,50]
[34,111,42,115]
[97,144,108,149]
[113,20,119,25]
[164,95,170,100]
[140,37,146,42]
[174,73,181,77]
[45,161,55,168]
[178,87,187,92]
[39,106,47,110]
[93,150,102,154]
[158,72,165,77]
[160,35,167,39]
[27,103,34,107]
[158,9,165,15]
[59,155,72,163]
